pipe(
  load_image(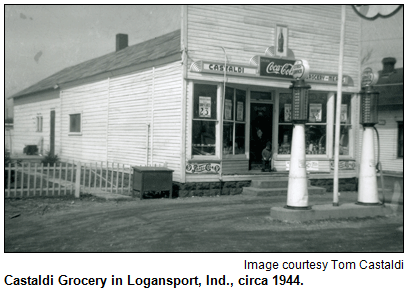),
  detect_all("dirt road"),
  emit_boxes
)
[4,192,404,252]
